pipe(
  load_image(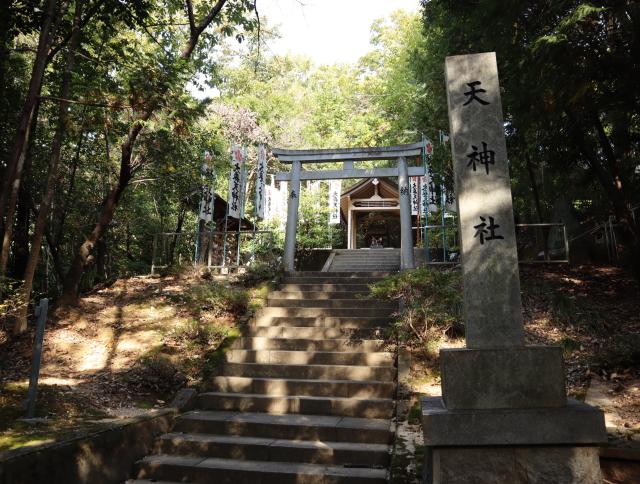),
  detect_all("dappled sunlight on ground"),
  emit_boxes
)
[0,269,255,452]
